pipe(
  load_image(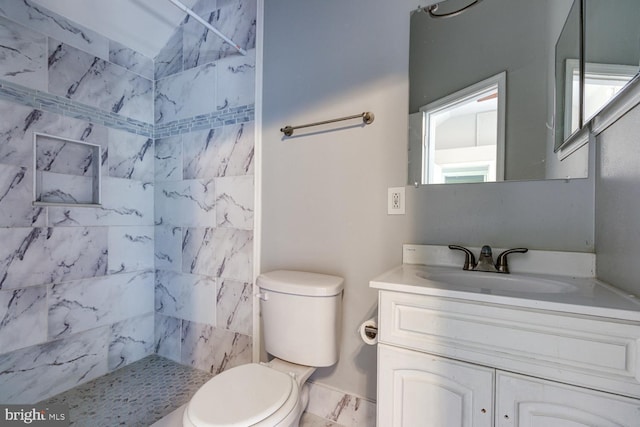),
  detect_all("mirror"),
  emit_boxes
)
[408,0,588,185]
[583,0,640,122]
